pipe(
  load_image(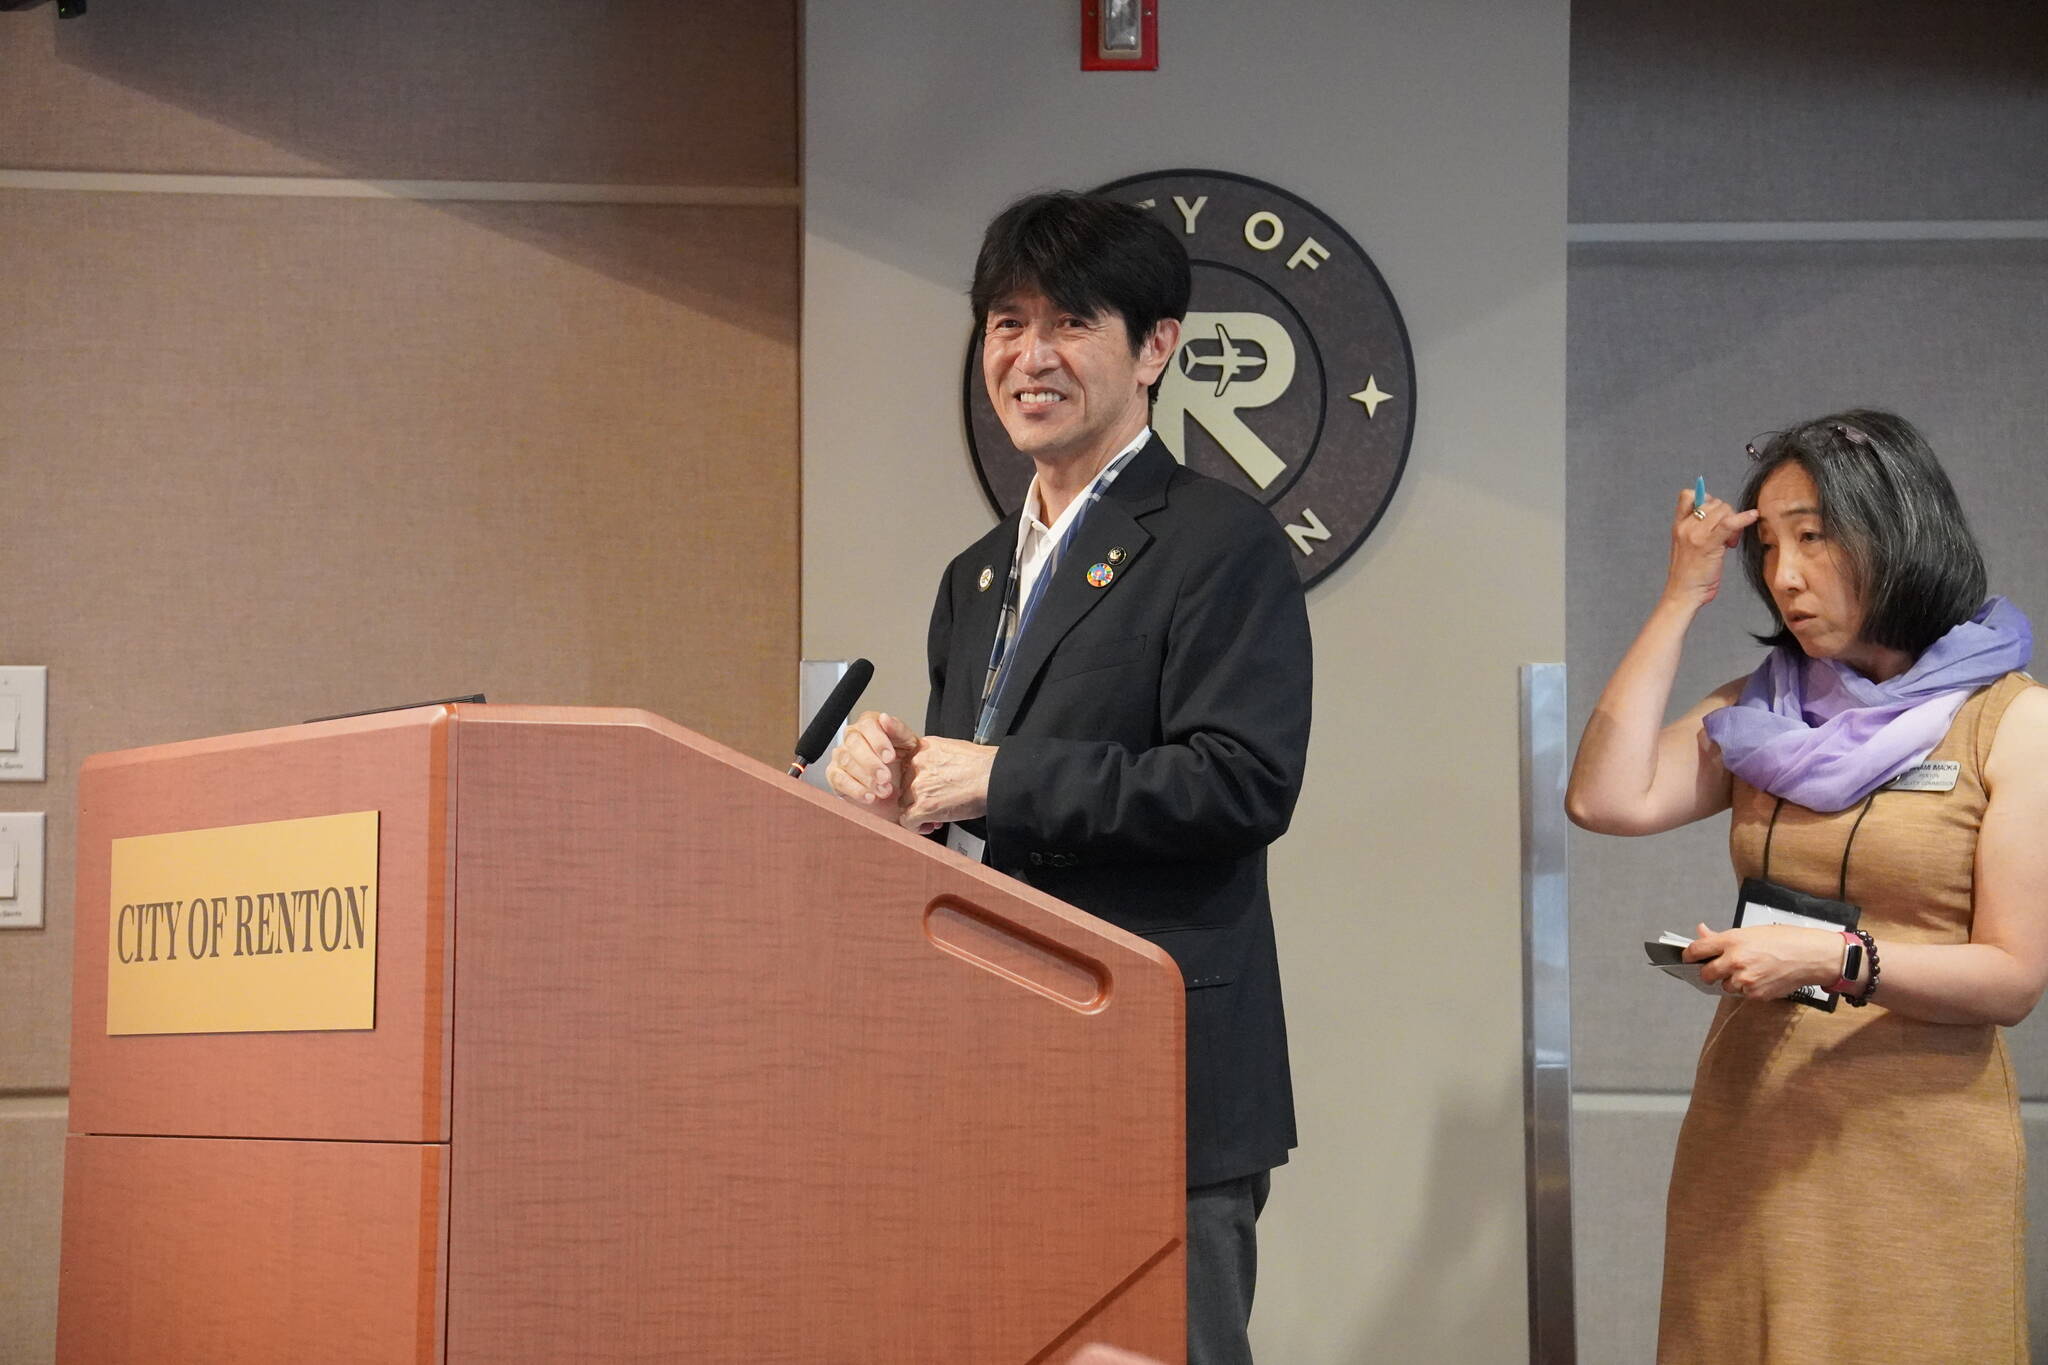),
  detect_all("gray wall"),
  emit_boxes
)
[1568,3,2048,1361]
[803,4,1569,1361]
